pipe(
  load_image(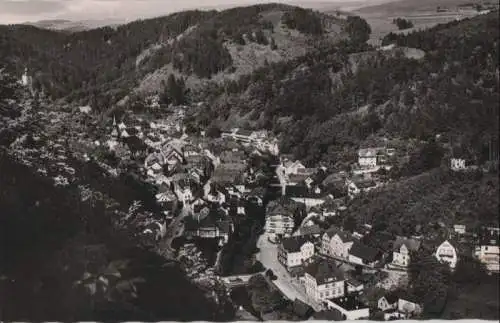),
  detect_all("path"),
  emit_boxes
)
[158,205,189,257]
